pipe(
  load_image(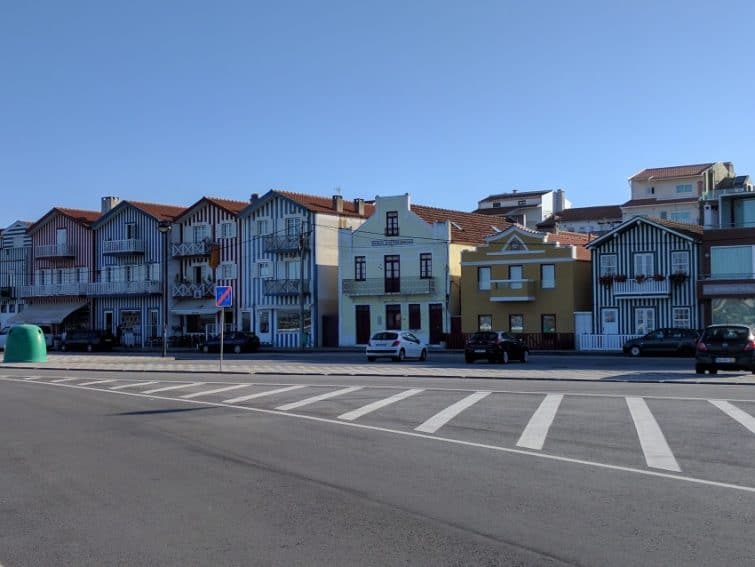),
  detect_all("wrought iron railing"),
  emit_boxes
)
[261,233,309,253]
[171,241,211,257]
[35,244,75,258]
[263,278,310,296]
